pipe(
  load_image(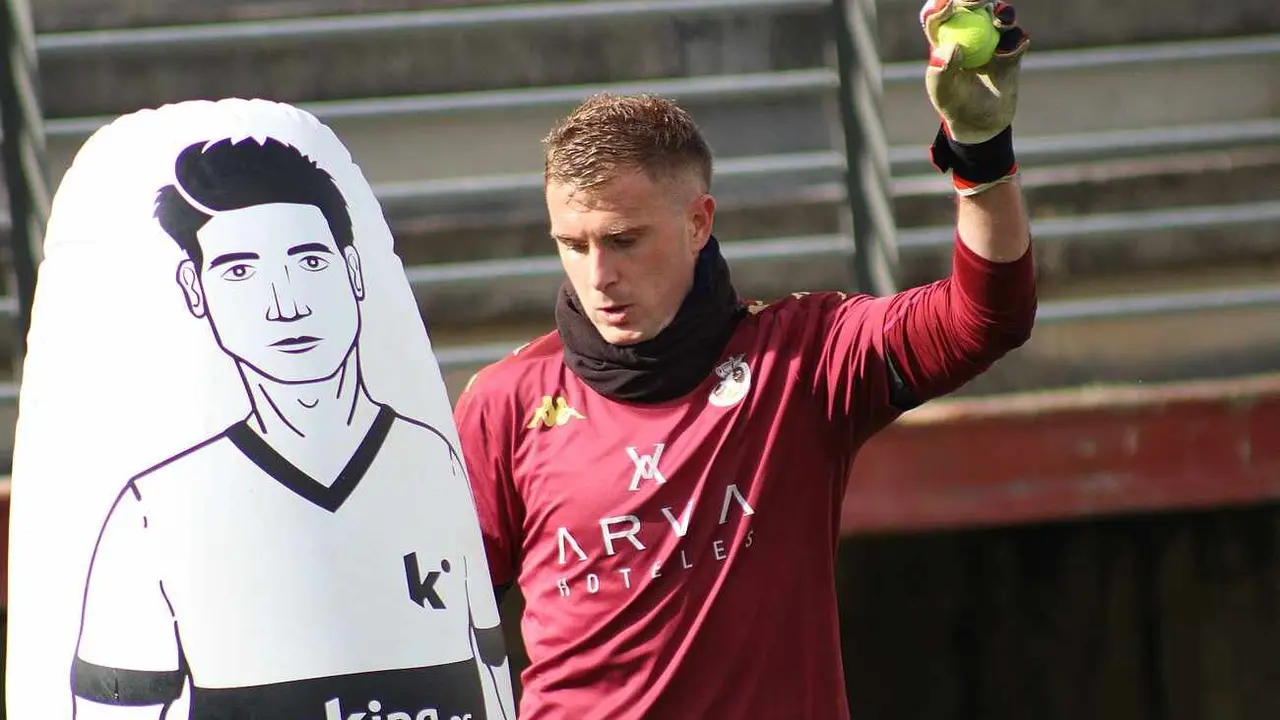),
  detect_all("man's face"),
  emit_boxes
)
[547,169,715,346]
[176,203,365,383]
